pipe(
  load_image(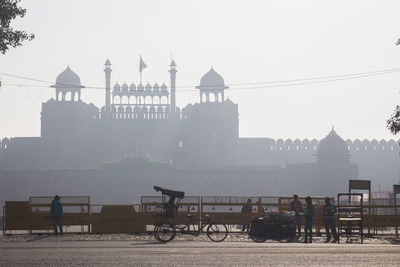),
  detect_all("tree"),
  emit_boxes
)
[388,39,400,135]
[0,0,34,54]
[387,105,400,135]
